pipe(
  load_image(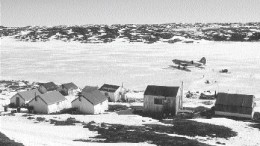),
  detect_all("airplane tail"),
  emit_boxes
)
[199,57,206,65]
